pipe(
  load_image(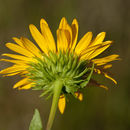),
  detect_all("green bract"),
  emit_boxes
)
[27,51,94,98]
